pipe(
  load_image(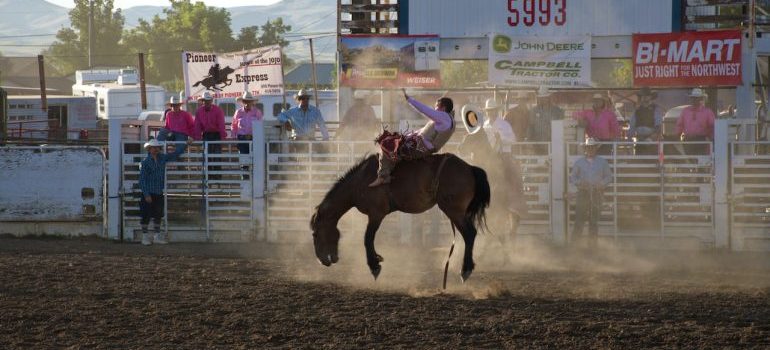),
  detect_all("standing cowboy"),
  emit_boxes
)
[482,98,528,224]
[231,91,263,155]
[193,91,227,148]
[369,89,455,187]
[138,137,193,245]
[676,88,715,155]
[573,93,622,155]
[161,96,195,142]
[570,138,612,247]
[628,87,663,154]
[278,89,329,141]
[336,89,380,141]
[527,86,564,142]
